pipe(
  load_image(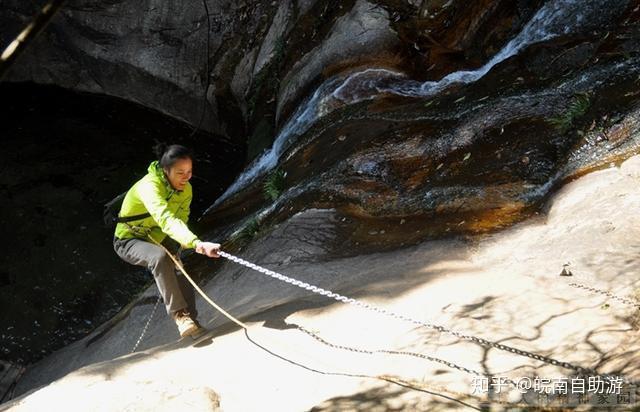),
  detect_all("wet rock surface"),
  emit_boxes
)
[201,0,640,256]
